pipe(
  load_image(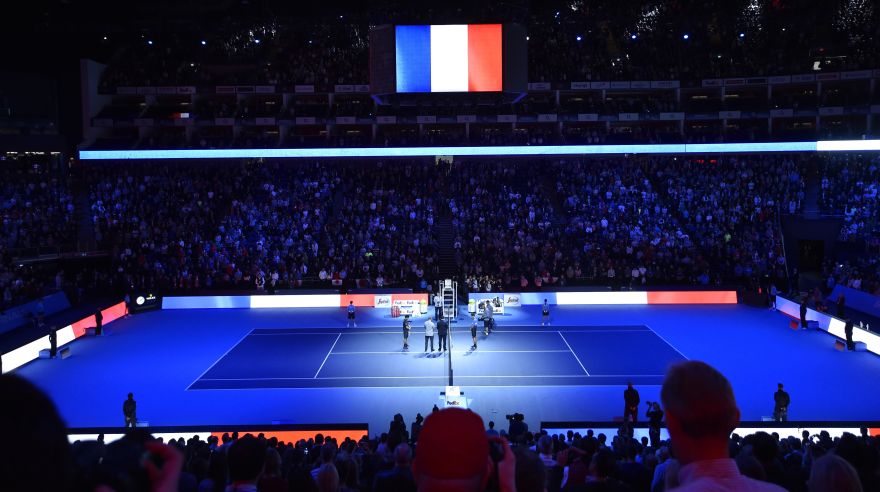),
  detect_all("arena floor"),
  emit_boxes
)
[16,302,880,432]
